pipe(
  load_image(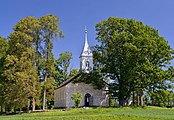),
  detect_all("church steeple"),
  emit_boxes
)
[80,27,93,73]
[80,27,92,57]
